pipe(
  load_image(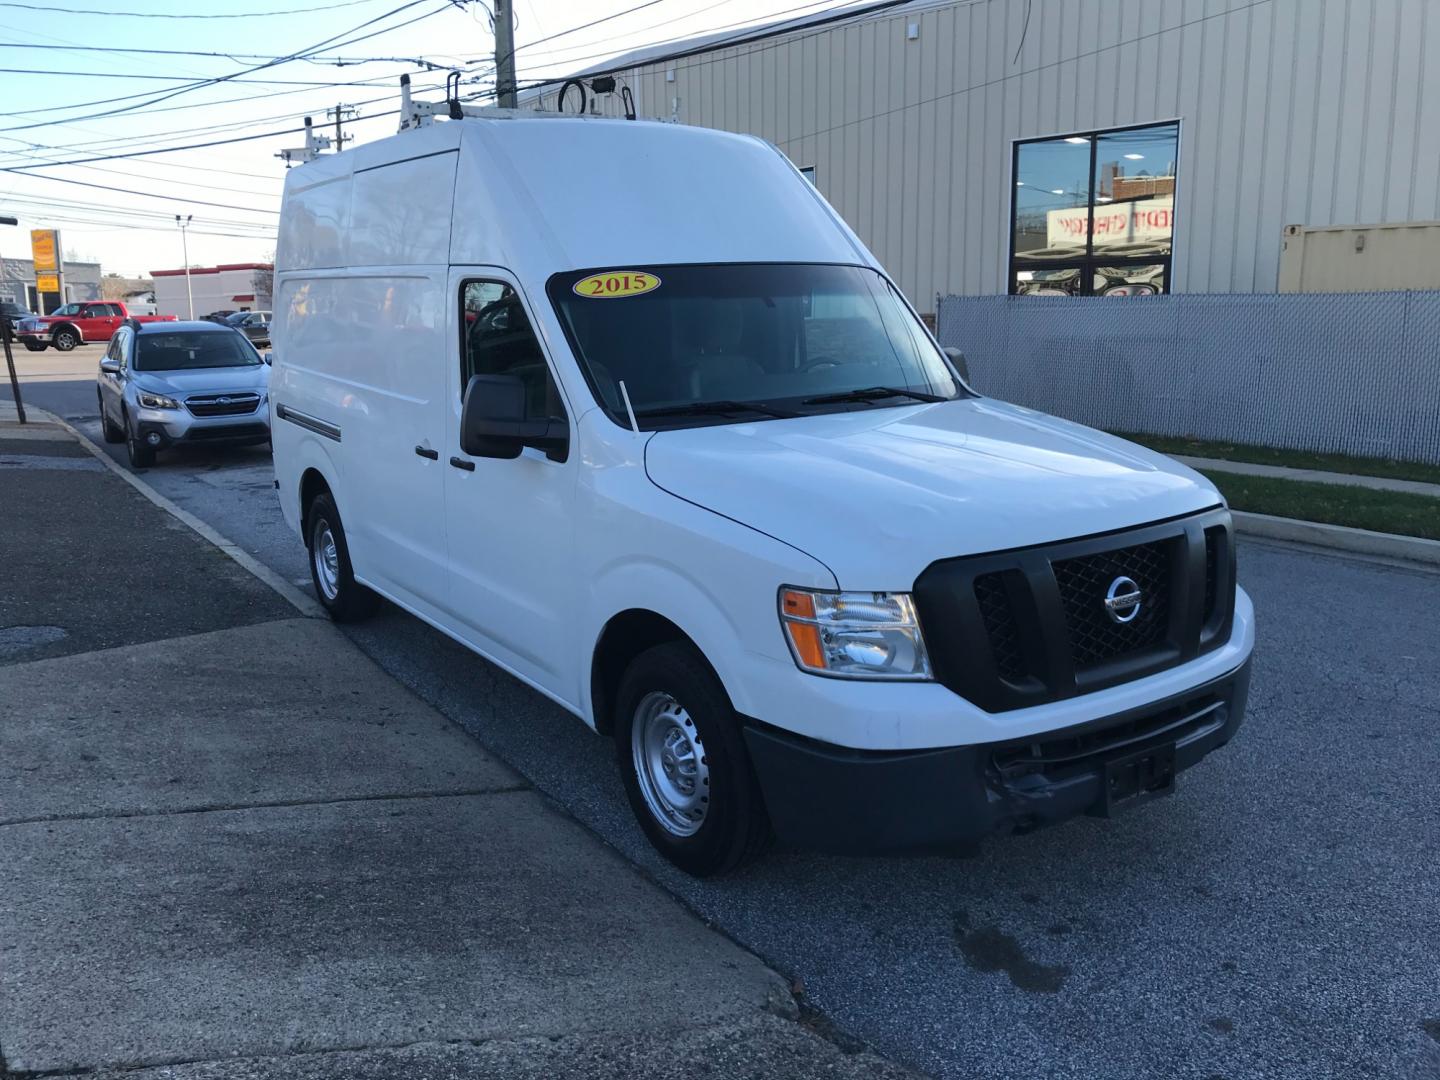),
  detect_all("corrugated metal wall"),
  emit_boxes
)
[533,0,1440,308]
